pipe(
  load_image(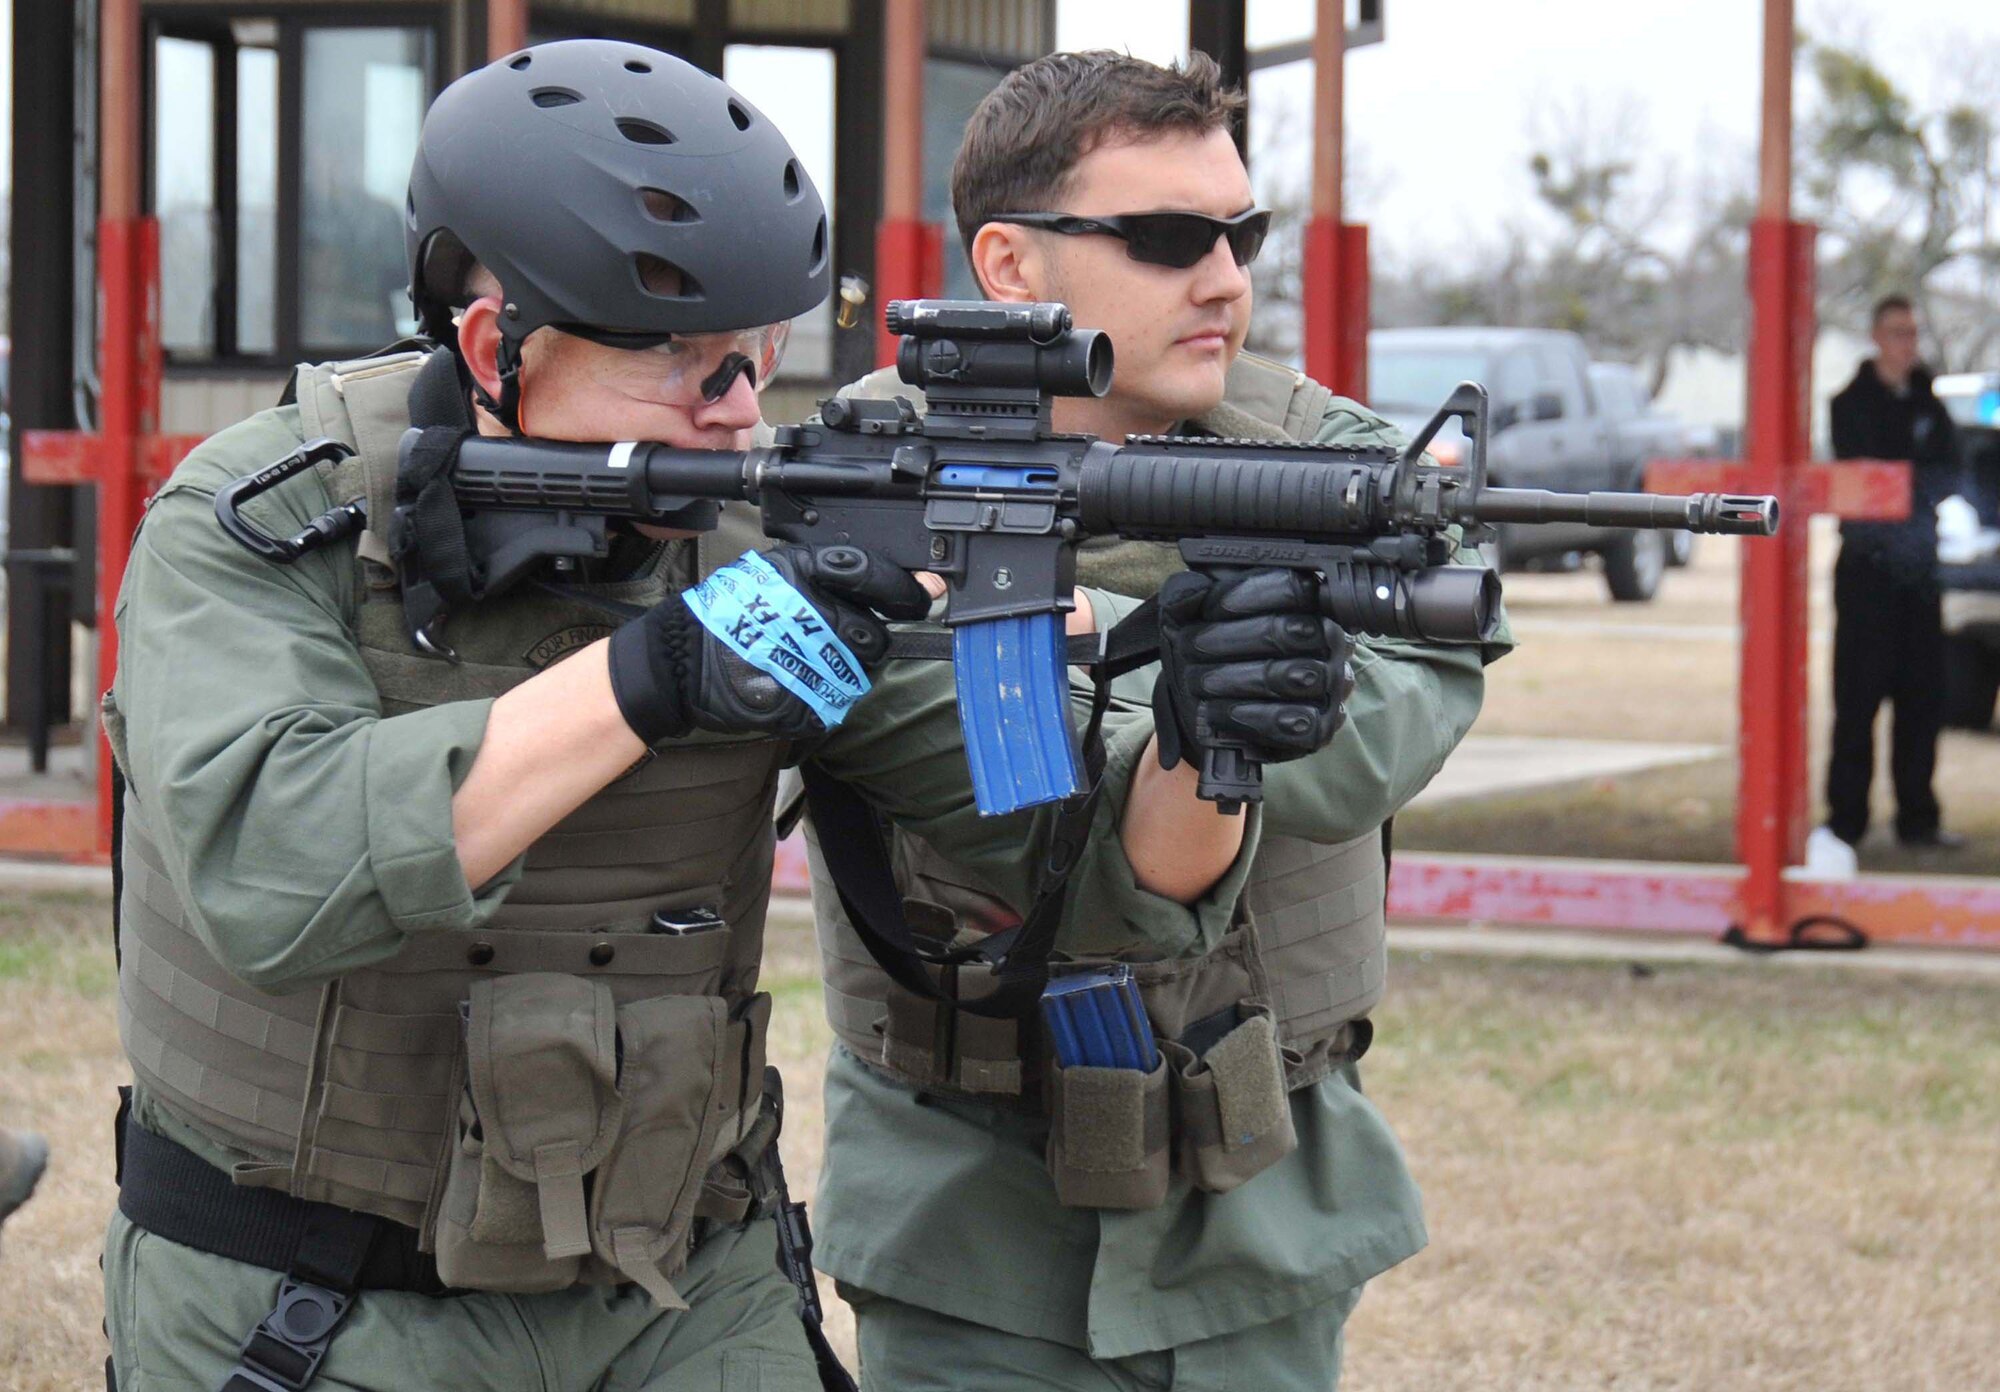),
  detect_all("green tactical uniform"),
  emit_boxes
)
[805,353,1513,1390]
[102,352,1264,1392]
